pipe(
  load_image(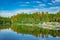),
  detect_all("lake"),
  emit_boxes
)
[0,25,60,40]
